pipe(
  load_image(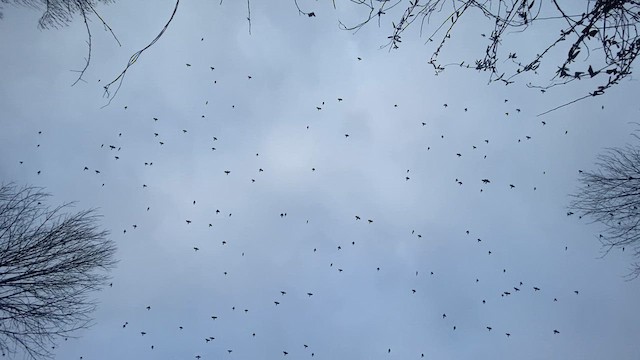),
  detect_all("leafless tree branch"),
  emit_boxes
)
[0,184,117,359]
[339,0,640,115]
[570,141,640,279]
[102,0,179,107]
